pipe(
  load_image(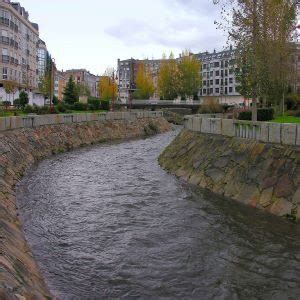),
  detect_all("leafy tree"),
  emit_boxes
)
[134,63,154,99]
[3,80,17,103]
[177,55,201,99]
[158,55,180,100]
[63,76,78,104]
[19,91,29,109]
[98,69,117,101]
[214,0,297,119]
[76,83,91,97]
[39,52,54,102]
